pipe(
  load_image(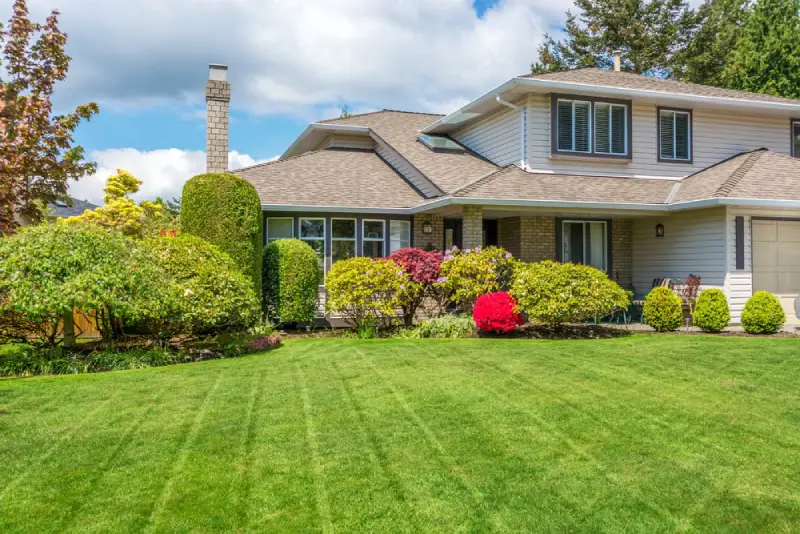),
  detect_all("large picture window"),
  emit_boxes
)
[554,96,630,158]
[659,108,692,162]
[561,220,608,272]
[266,217,293,244]
[299,218,326,273]
[390,220,411,253]
[792,120,800,158]
[362,219,385,258]
[332,218,356,264]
